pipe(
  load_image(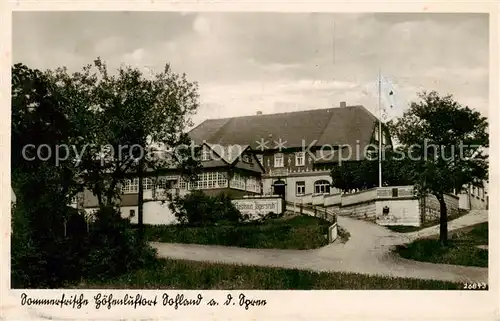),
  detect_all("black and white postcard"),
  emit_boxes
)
[1,2,498,320]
